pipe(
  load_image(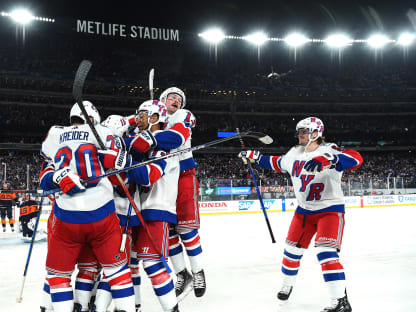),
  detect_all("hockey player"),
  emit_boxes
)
[128,100,180,312]
[94,114,162,312]
[159,87,206,300]
[0,183,17,232]
[239,117,363,312]
[18,193,47,241]
[39,101,136,312]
